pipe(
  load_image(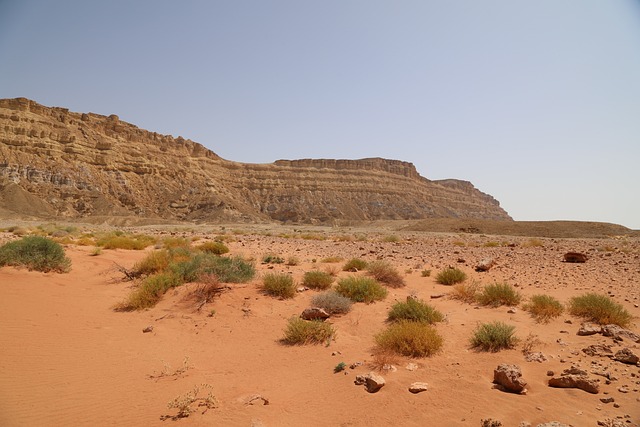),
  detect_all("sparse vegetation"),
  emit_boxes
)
[387,299,444,324]
[436,267,467,285]
[334,362,347,373]
[165,383,216,419]
[321,256,343,263]
[261,272,296,299]
[450,282,481,303]
[285,256,300,266]
[477,283,522,307]
[310,291,353,314]
[0,236,71,273]
[420,269,431,277]
[335,276,388,303]
[523,294,564,323]
[381,234,399,243]
[470,321,518,352]
[281,318,335,345]
[162,237,190,249]
[198,241,229,255]
[302,270,334,290]
[366,260,405,287]
[96,232,156,250]
[568,293,632,327]
[375,320,443,357]
[262,253,284,264]
[522,238,544,247]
